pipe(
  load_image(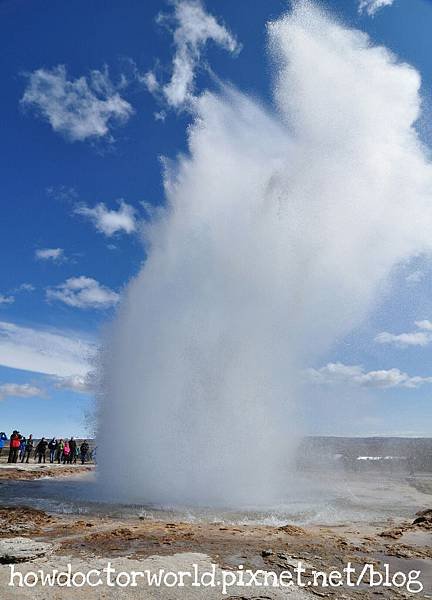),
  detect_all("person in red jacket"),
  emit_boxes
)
[7,430,21,463]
